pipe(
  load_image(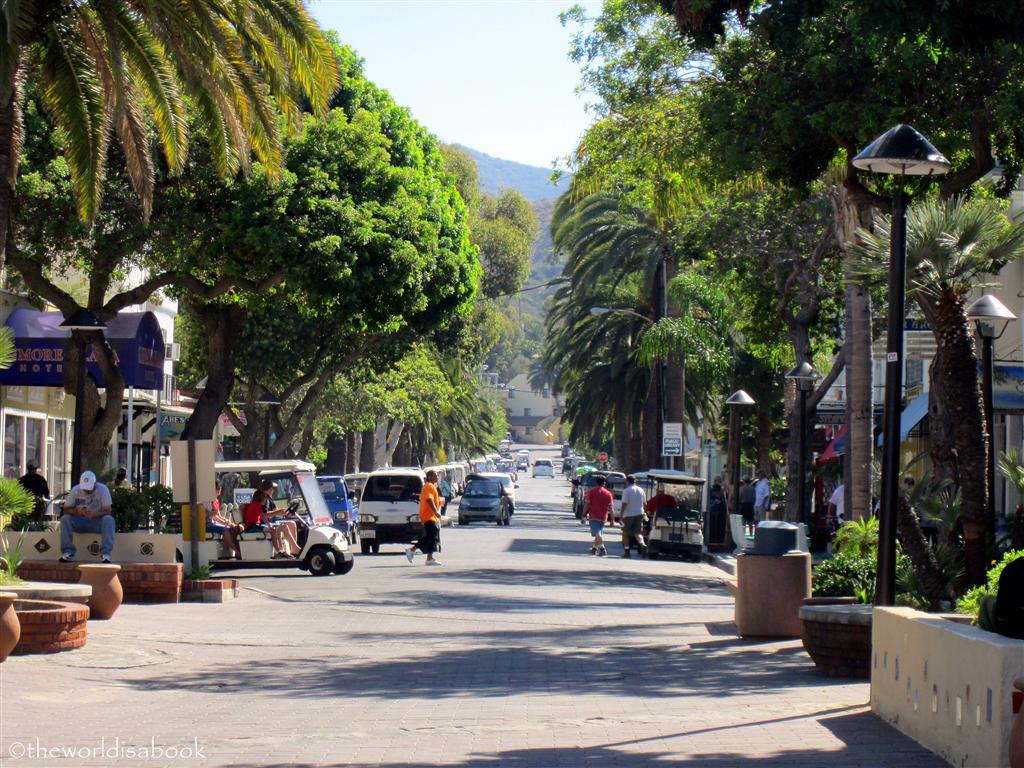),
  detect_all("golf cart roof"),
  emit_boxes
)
[215,459,317,474]
[645,468,705,485]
